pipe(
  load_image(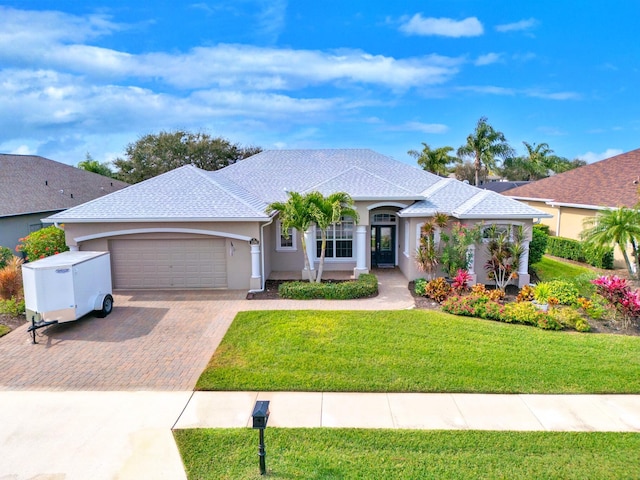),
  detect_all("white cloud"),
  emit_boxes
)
[475,53,503,66]
[399,14,483,37]
[525,90,581,100]
[389,122,449,134]
[495,18,538,33]
[458,85,579,100]
[578,149,623,163]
